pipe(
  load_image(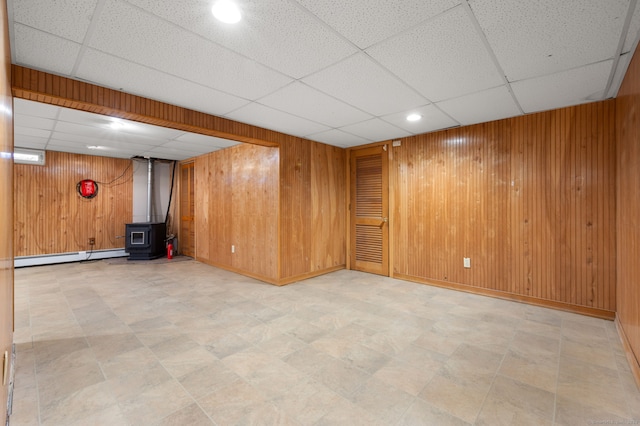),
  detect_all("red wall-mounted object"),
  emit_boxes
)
[77,179,98,199]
